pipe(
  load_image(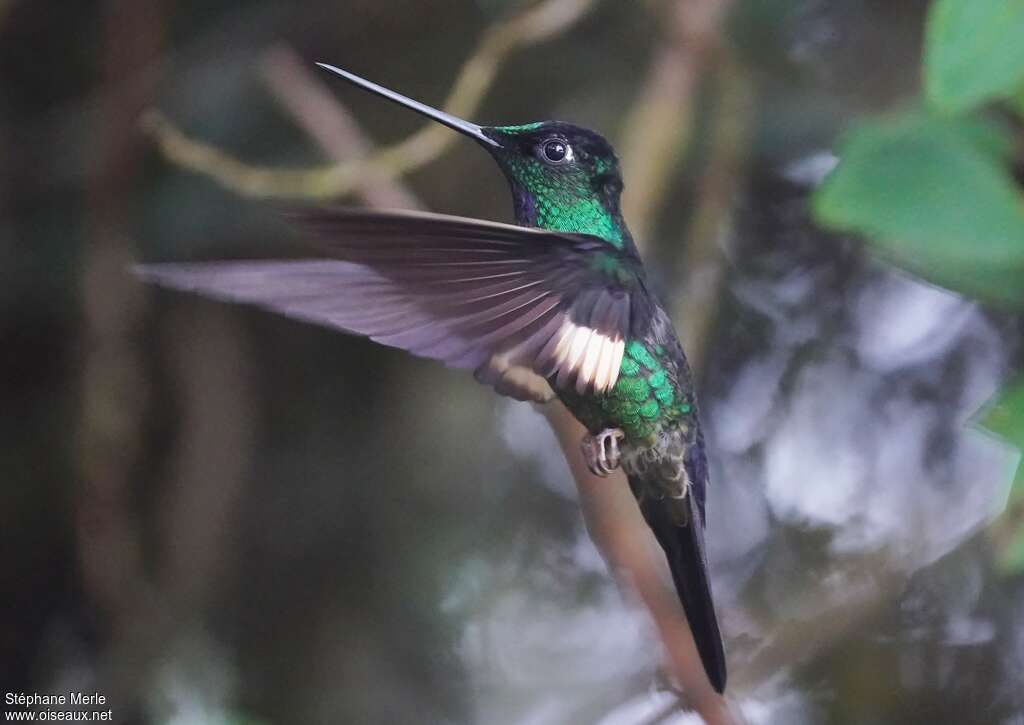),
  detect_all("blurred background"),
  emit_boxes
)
[3,0,1024,723]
